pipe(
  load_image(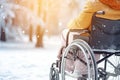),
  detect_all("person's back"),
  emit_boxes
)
[68,0,120,30]
[57,1,120,80]
[58,0,120,58]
